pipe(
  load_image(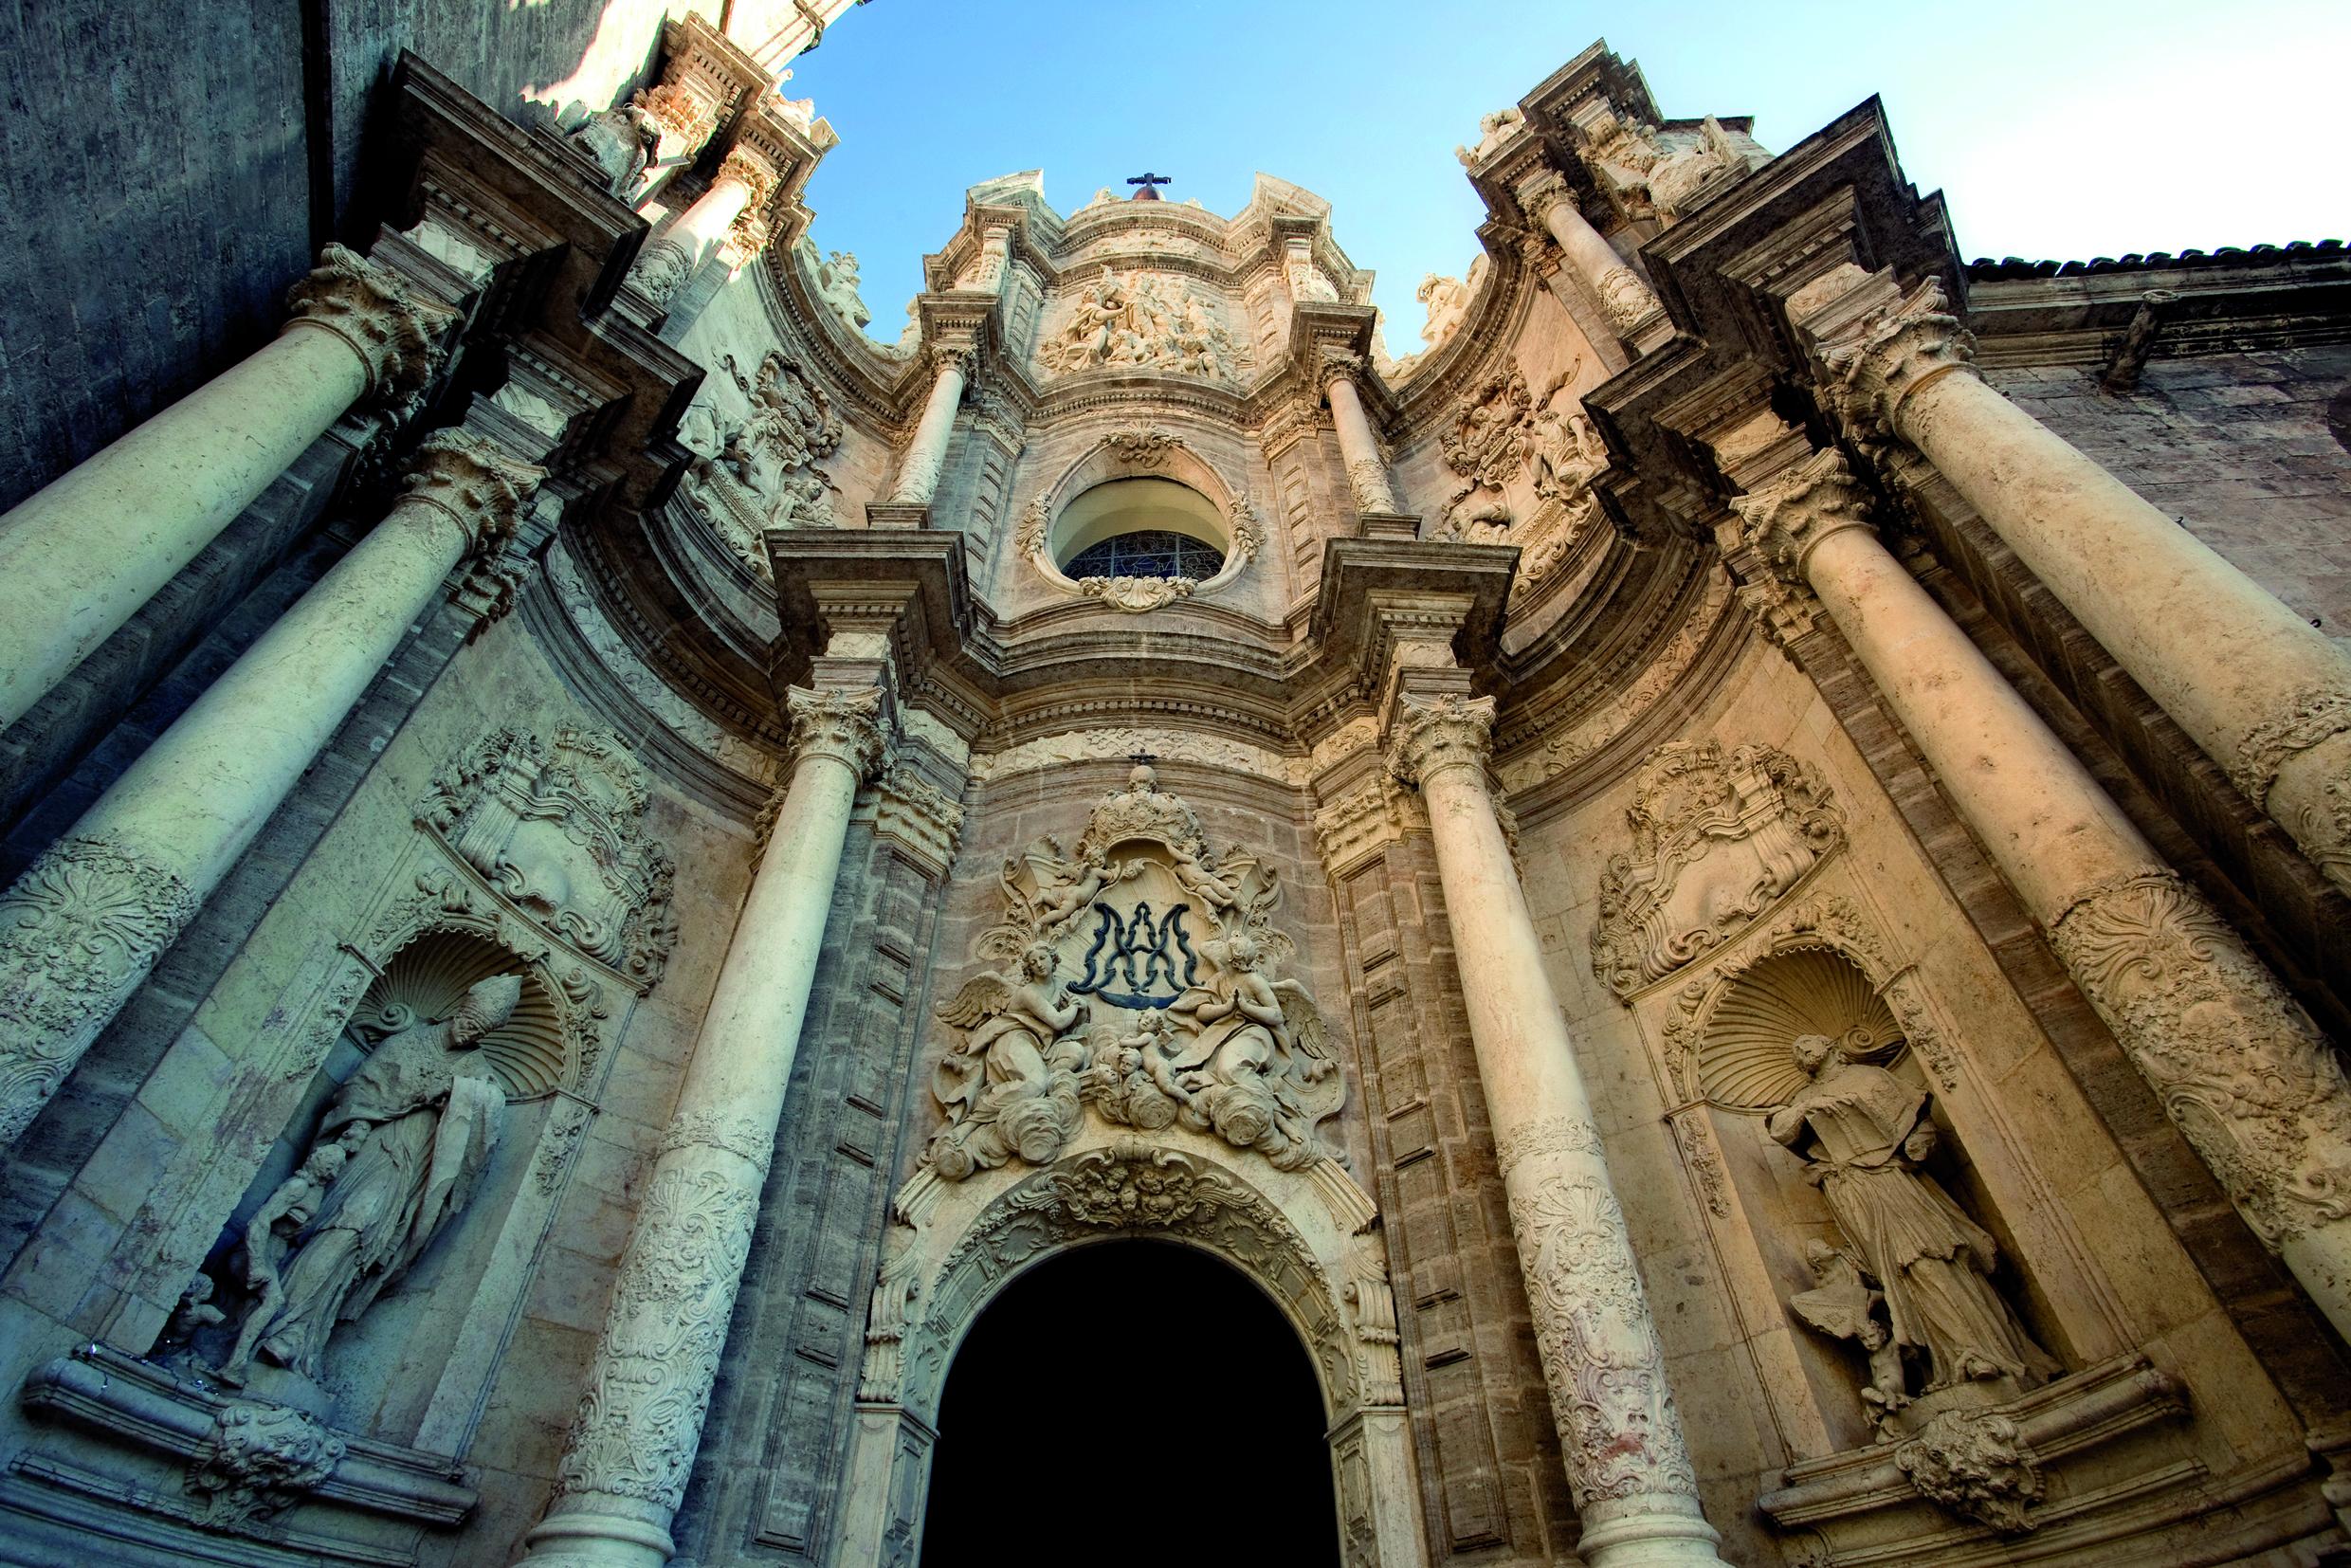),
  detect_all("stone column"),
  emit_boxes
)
[631,147,778,306]
[0,244,448,732]
[522,685,888,1568]
[1807,270,2351,900]
[1322,352,1401,516]
[0,430,539,1148]
[1519,172,1662,337]
[1734,447,2351,1337]
[1386,693,1727,1568]
[885,345,973,506]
